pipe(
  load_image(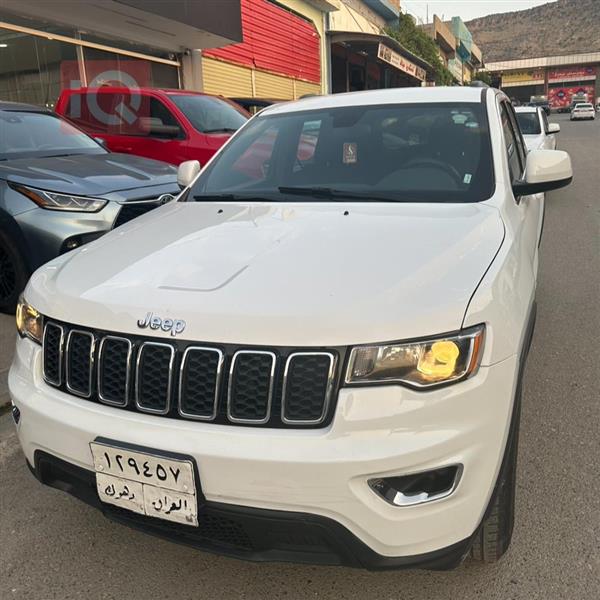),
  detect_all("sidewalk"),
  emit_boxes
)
[0,313,14,408]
